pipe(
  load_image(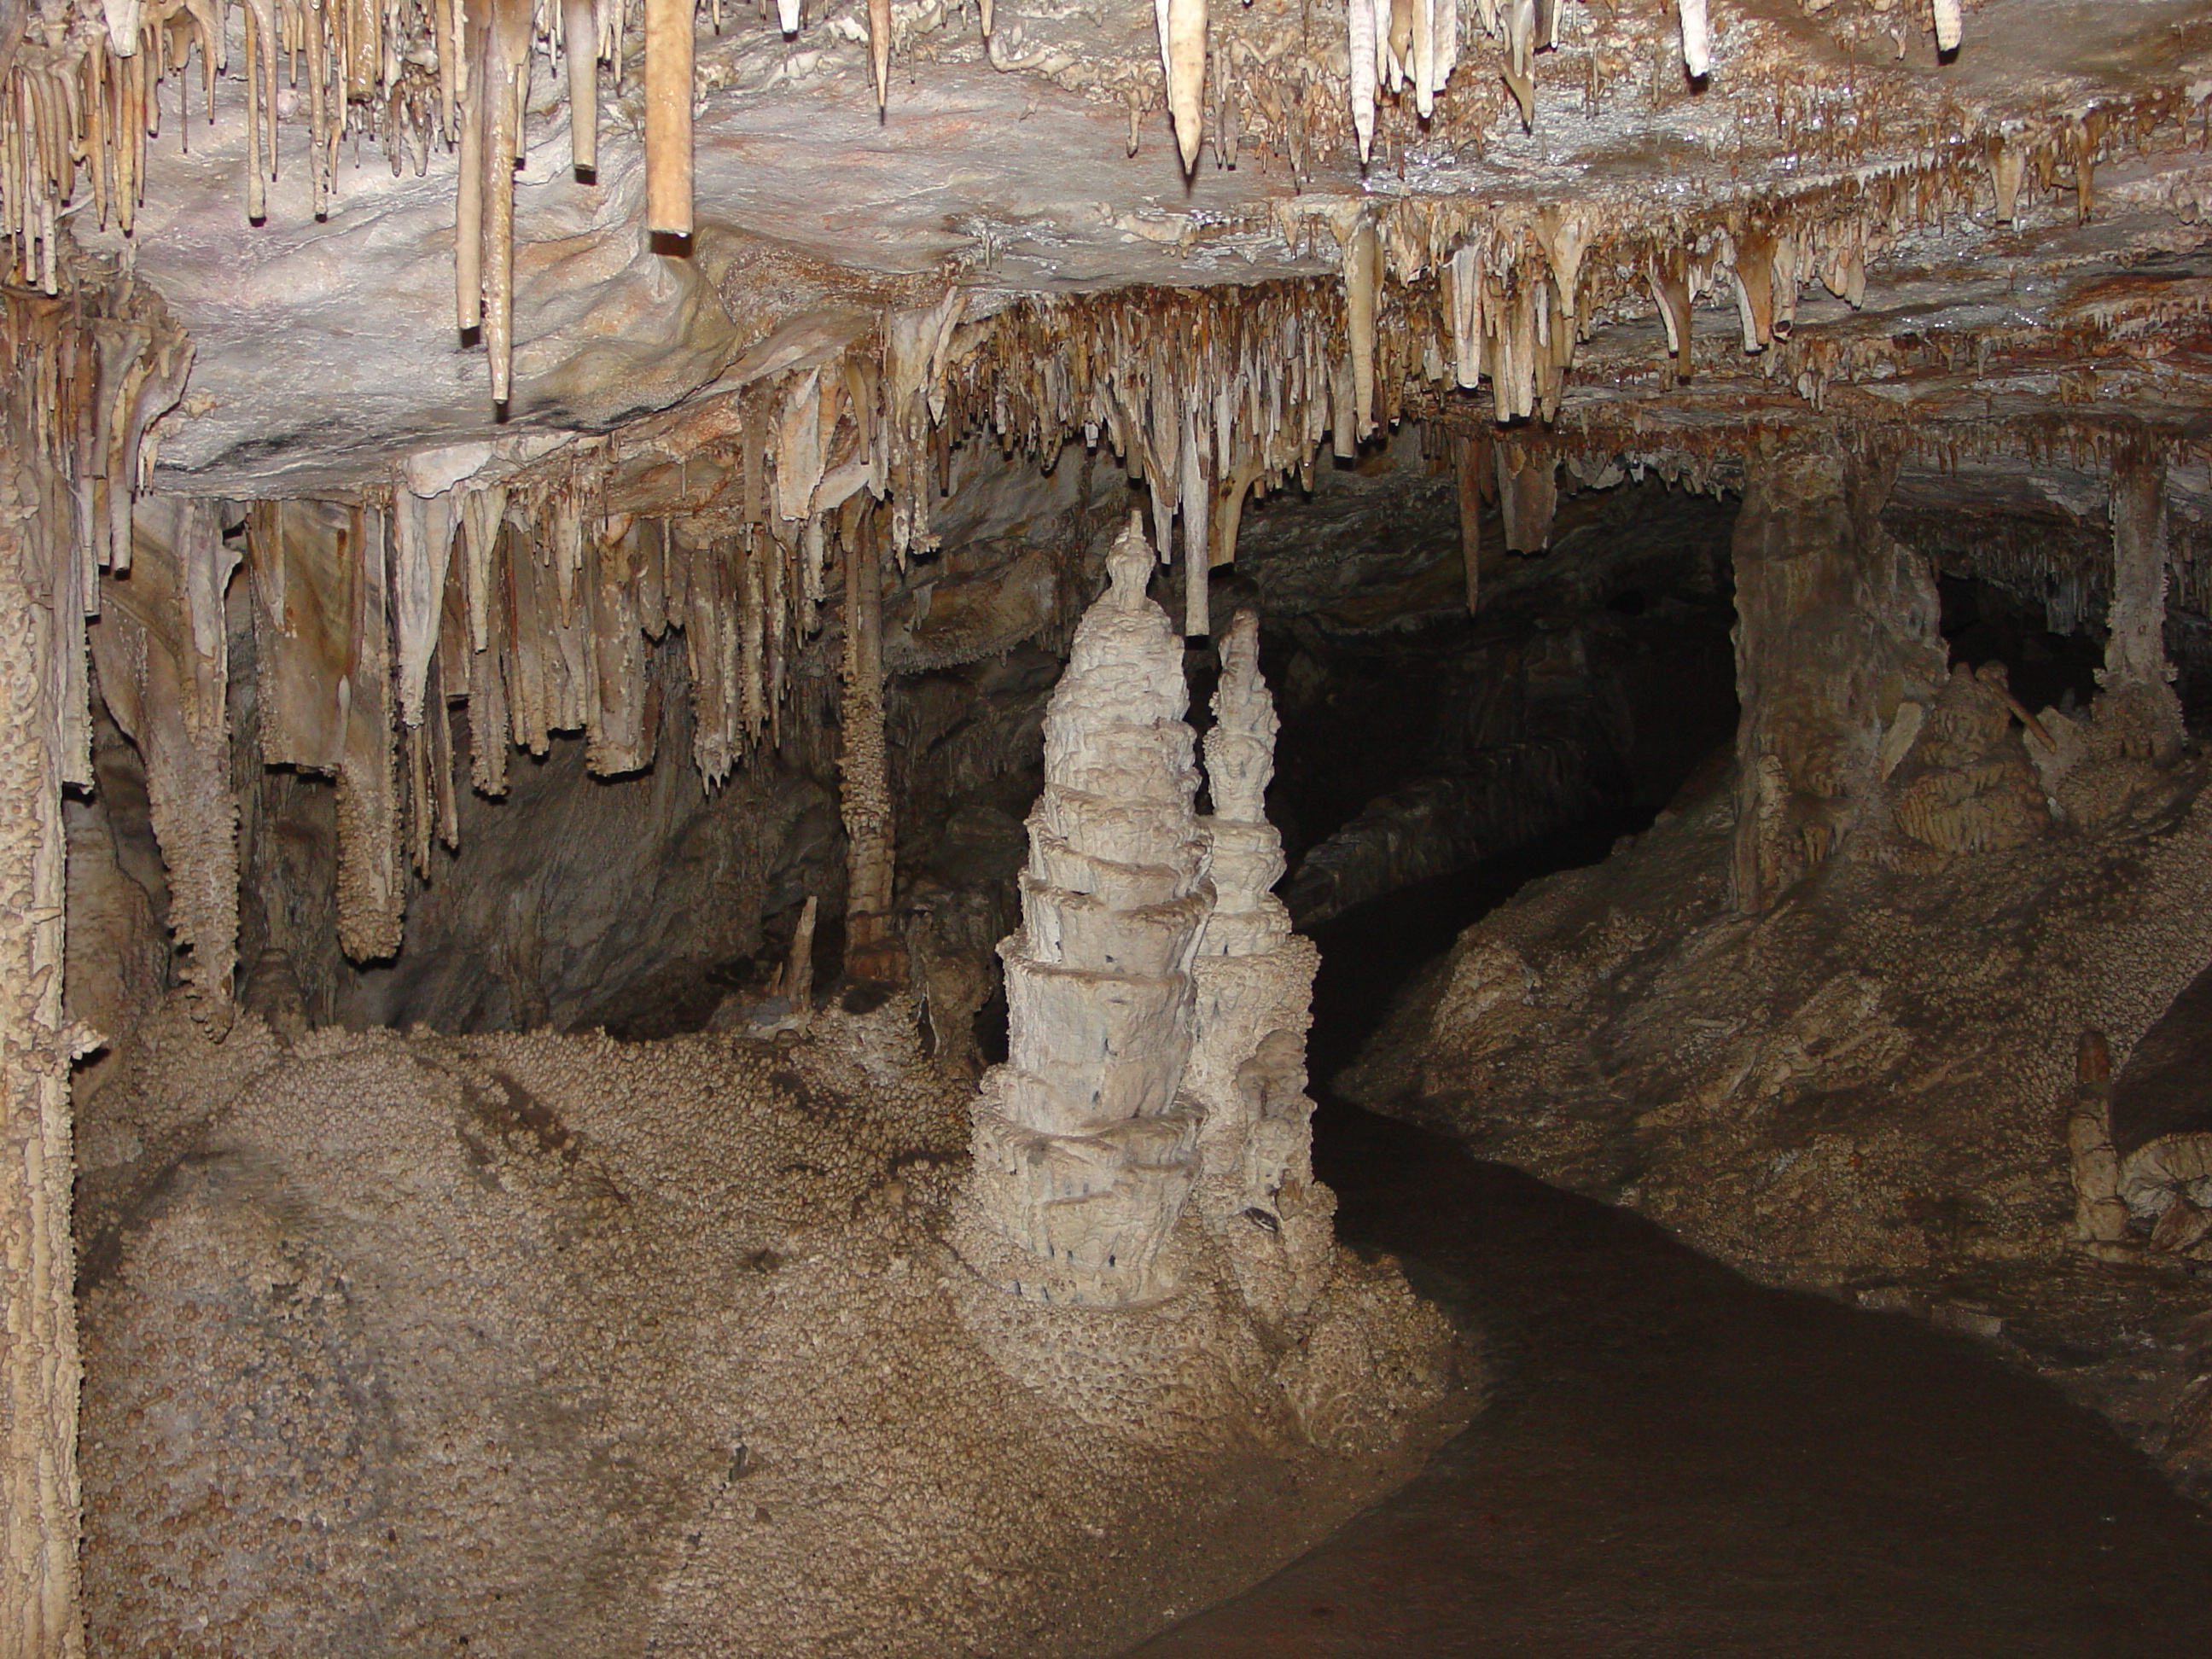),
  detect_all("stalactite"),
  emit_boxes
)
[90,496,241,1023]
[1932,0,1961,55]
[586,515,653,771]
[1502,0,1536,129]
[455,28,484,338]
[1677,0,1709,79]
[335,504,405,959]
[868,0,890,111]
[1179,398,1210,636]
[840,509,900,984]
[565,0,598,175]
[645,0,693,237]
[1347,0,1377,164]
[1164,0,1206,173]
[1340,216,1380,442]
[1494,440,1556,551]
[1456,428,1485,612]
[483,0,531,404]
